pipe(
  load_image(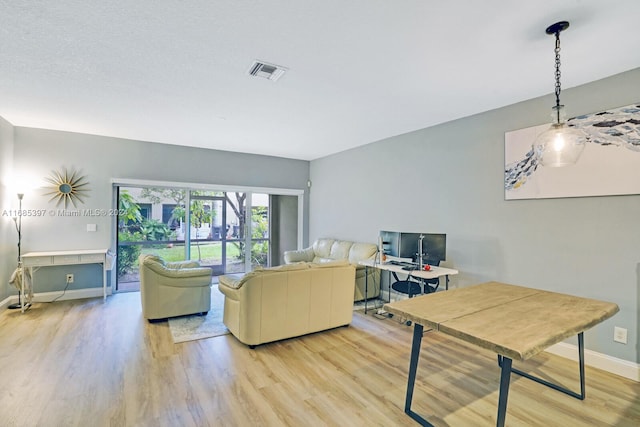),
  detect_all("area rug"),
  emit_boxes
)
[168,284,229,343]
